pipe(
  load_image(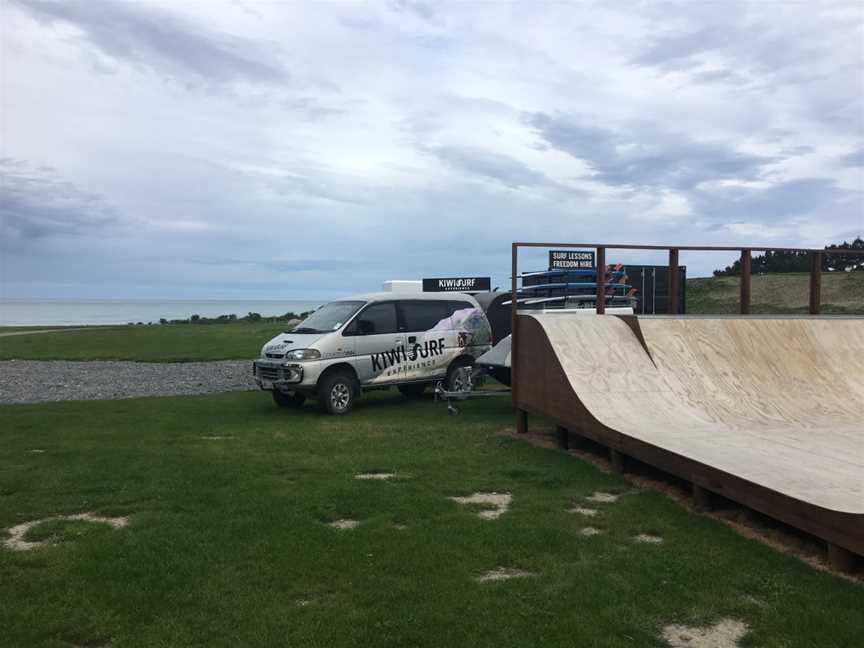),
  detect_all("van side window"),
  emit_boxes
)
[352,302,398,335]
[399,300,450,332]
